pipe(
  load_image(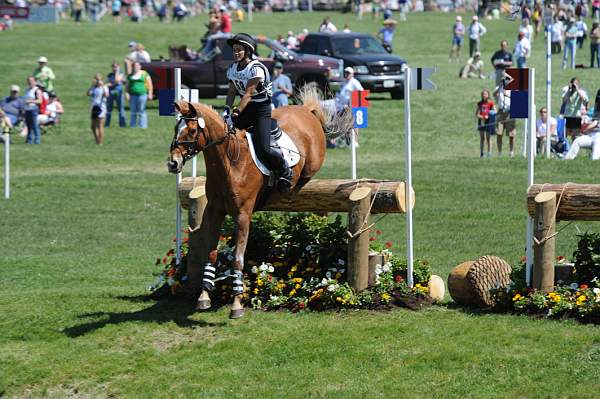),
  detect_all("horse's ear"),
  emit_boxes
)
[174,100,189,115]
